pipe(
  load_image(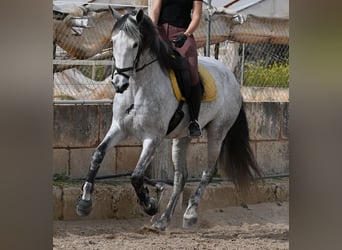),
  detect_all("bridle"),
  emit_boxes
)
[111,12,159,90]
[111,47,158,81]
